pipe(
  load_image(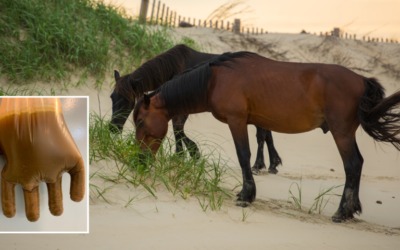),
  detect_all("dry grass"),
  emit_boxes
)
[218,35,288,61]
[206,0,254,28]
